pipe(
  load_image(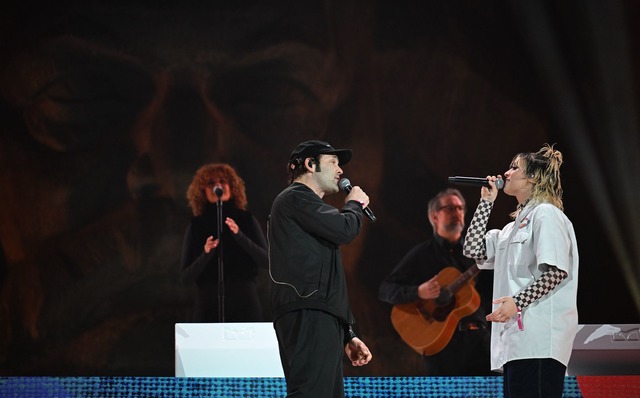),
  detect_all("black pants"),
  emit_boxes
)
[503,358,566,398]
[274,309,345,398]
